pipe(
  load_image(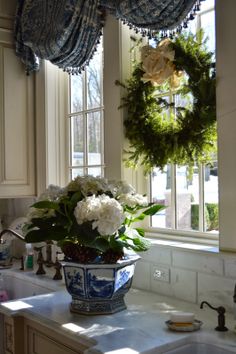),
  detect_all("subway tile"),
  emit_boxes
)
[132,260,151,291]
[172,250,224,275]
[171,268,197,303]
[150,265,197,303]
[198,273,235,311]
[140,244,171,265]
[224,258,236,278]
